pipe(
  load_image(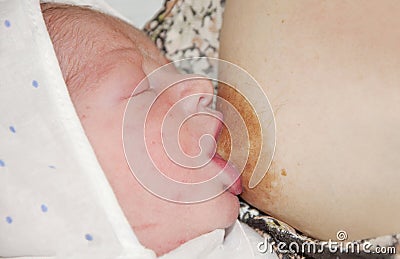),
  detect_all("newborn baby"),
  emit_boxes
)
[40,3,241,256]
